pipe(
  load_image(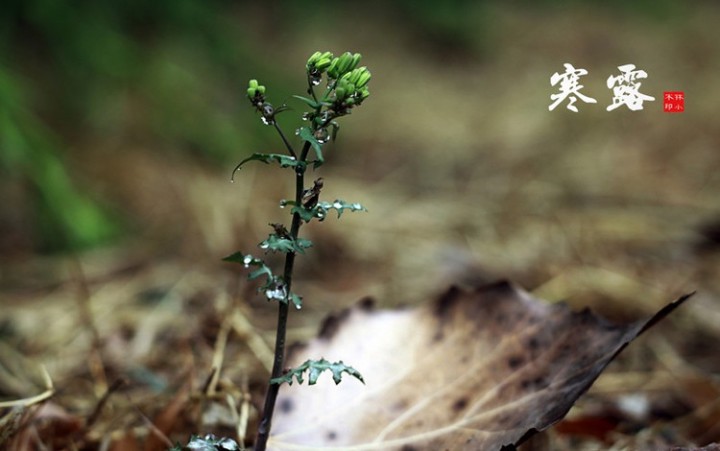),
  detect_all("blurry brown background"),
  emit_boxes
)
[1,1,720,448]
